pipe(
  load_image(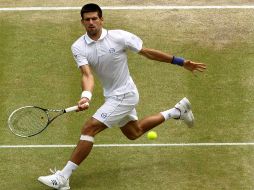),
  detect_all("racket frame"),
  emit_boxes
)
[8,105,79,138]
